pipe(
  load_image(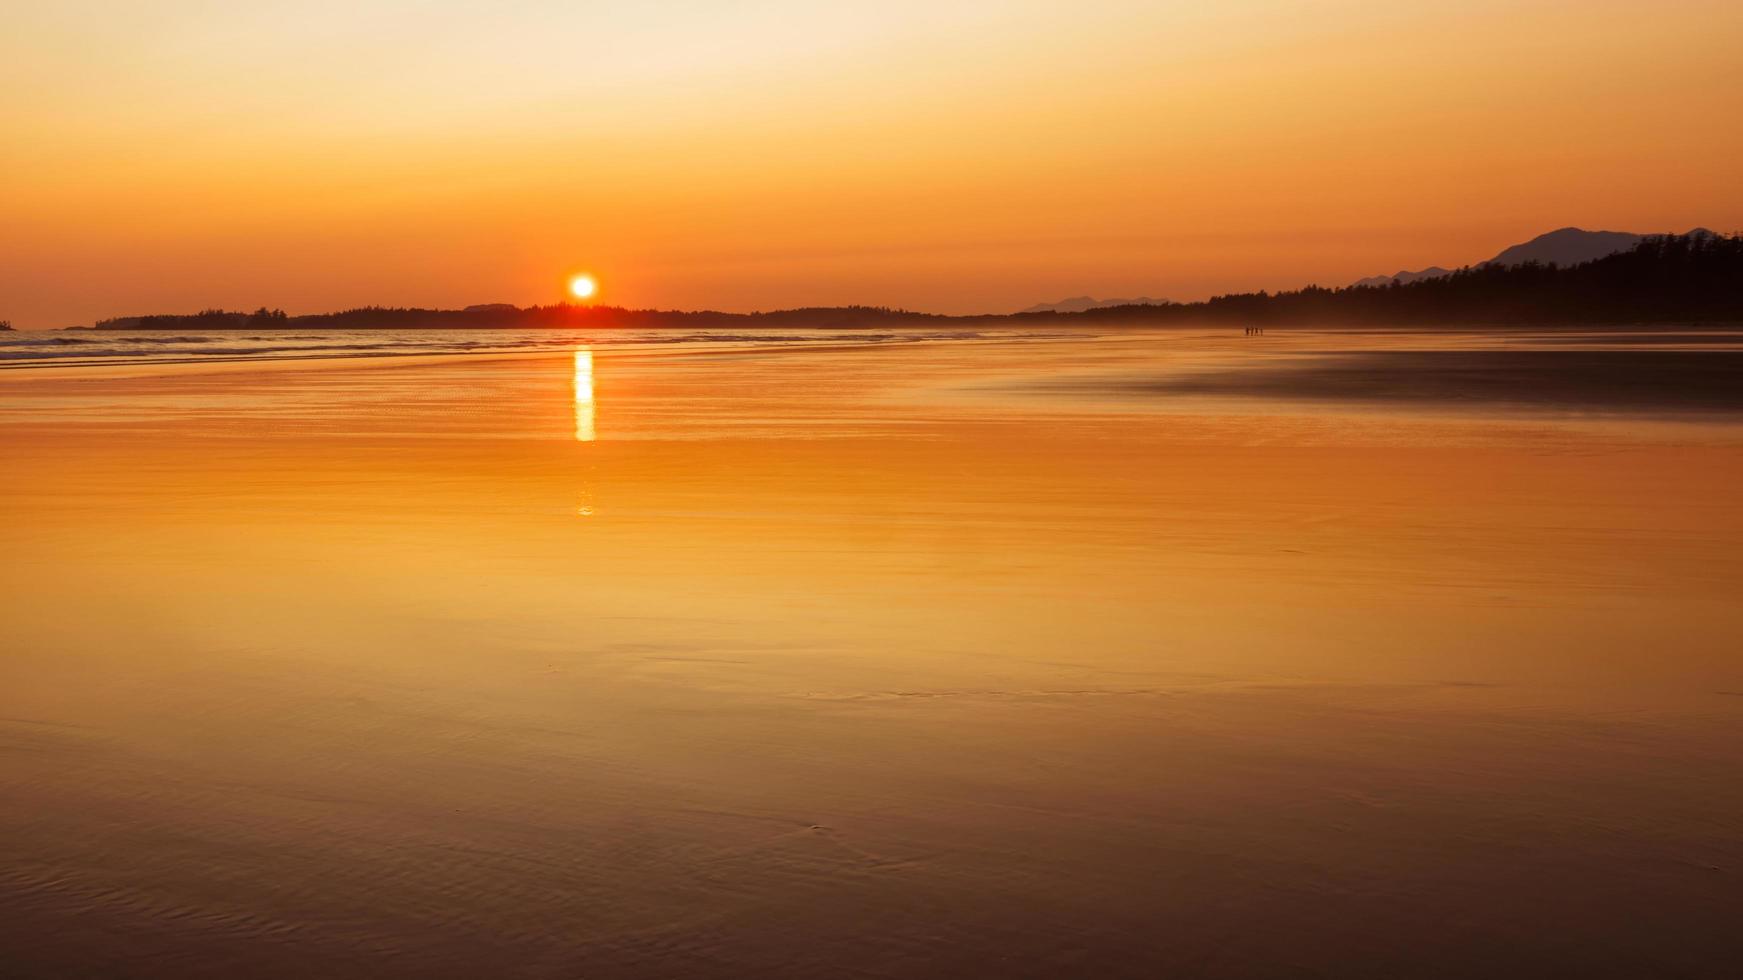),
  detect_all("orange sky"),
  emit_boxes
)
[3,0,1740,328]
